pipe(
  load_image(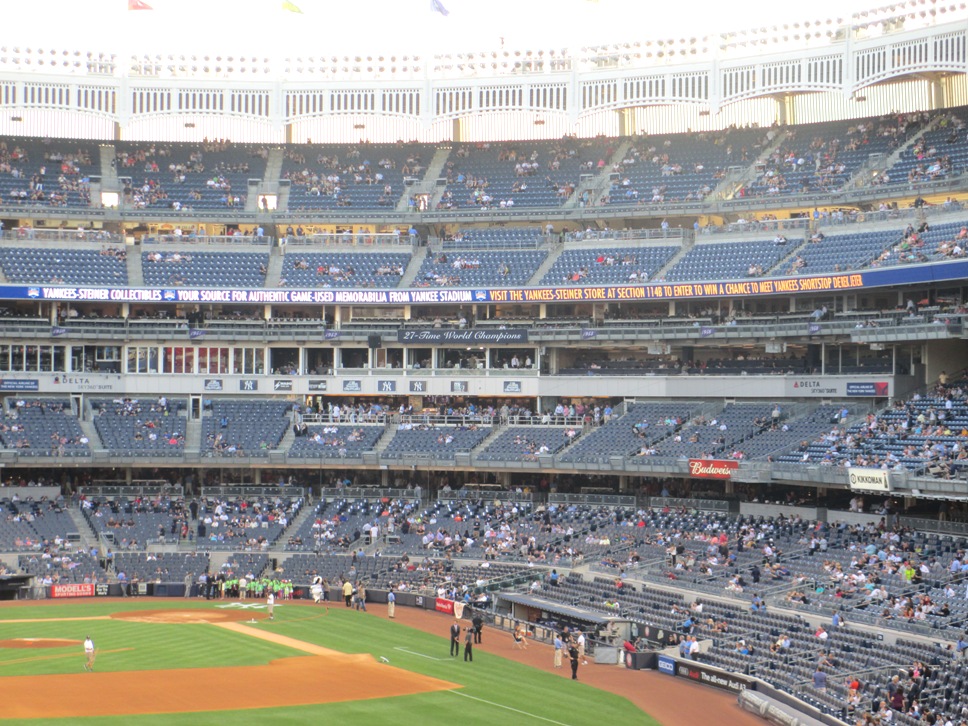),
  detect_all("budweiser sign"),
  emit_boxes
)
[688,459,739,480]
